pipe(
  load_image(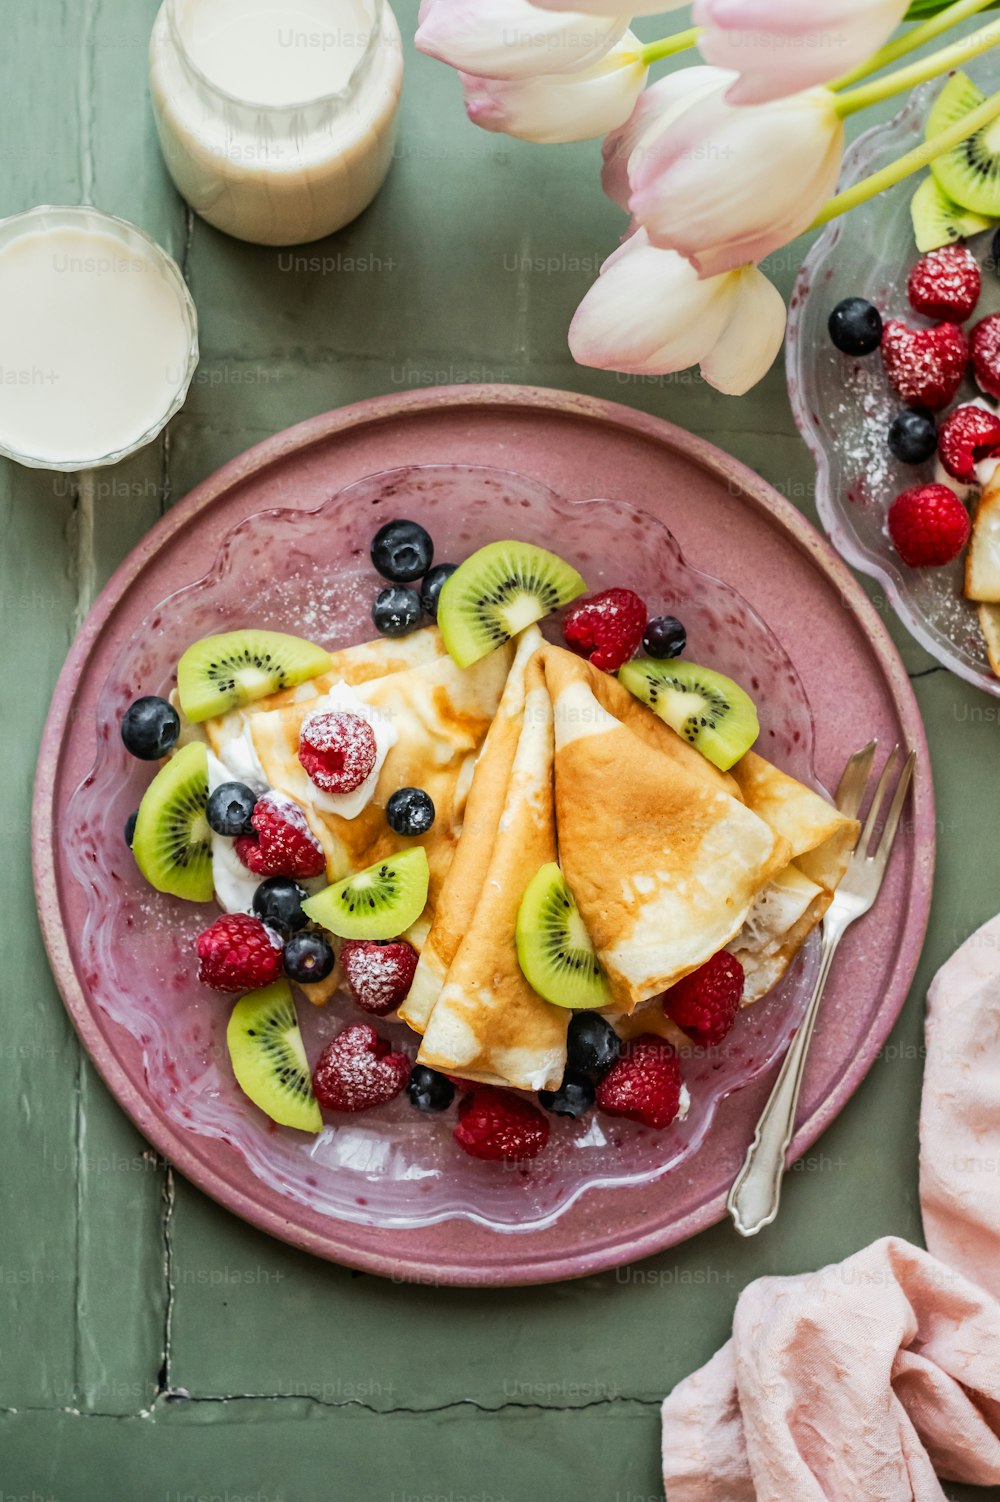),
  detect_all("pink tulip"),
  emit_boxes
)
[462,34,647,143]
[693,0,911,105]
[601,65,732,210]
[568,230,786,394]
[627,81,843,277]
[531,0,688,13]
[415,0,629,81]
